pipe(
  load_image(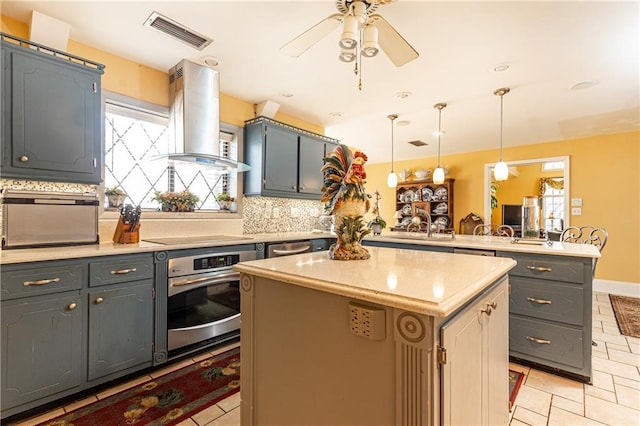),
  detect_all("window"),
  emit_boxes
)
[103,93,238,211]
[541,178,564,231]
